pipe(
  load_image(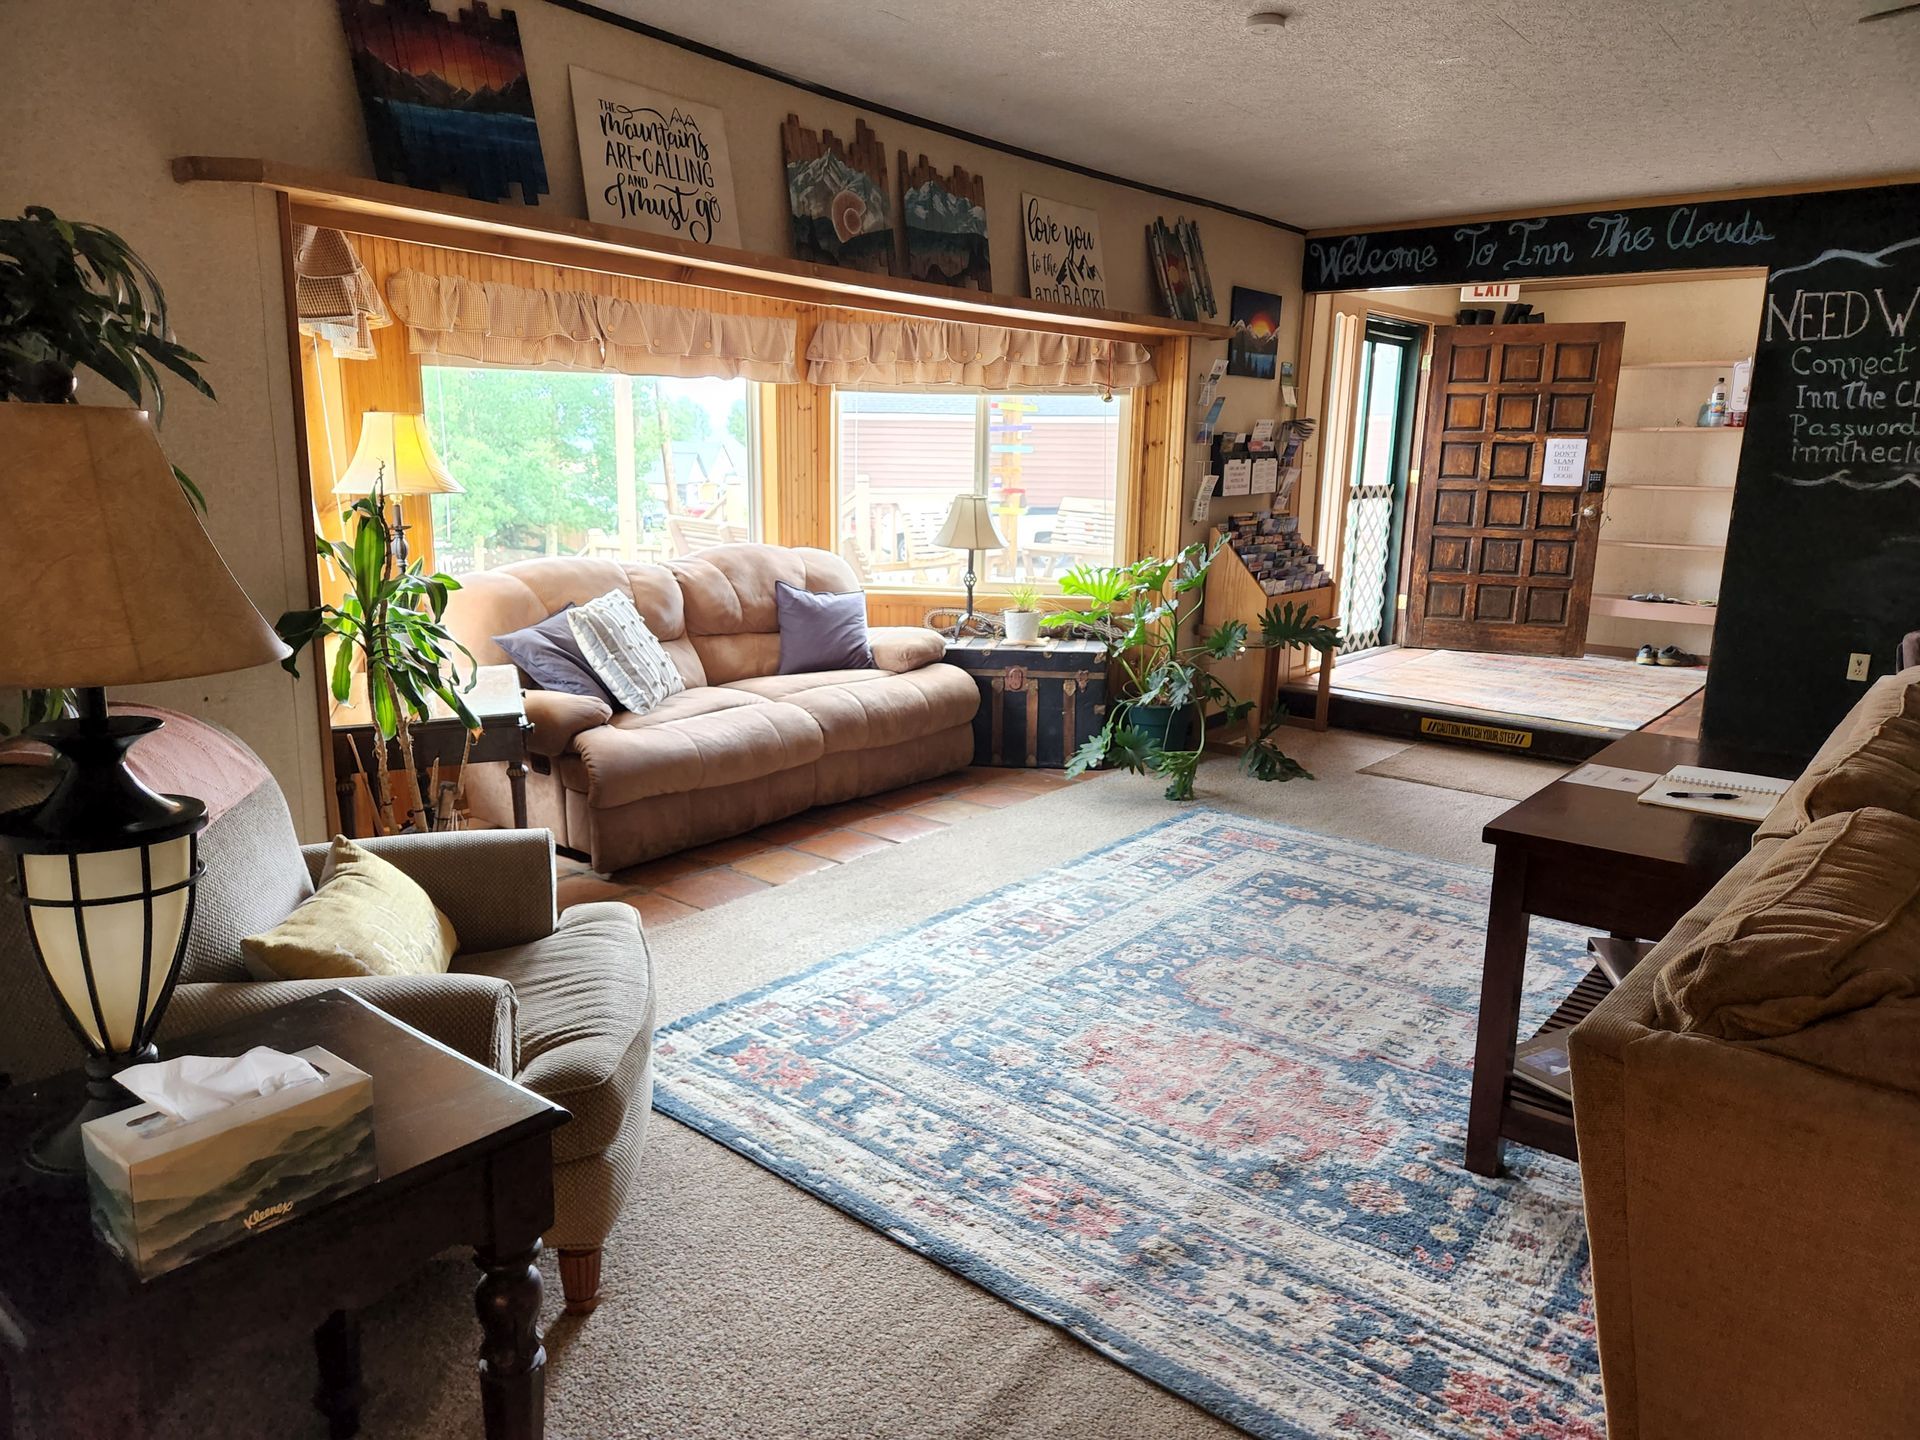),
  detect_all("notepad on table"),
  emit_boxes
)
[1635,765,1790,822]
